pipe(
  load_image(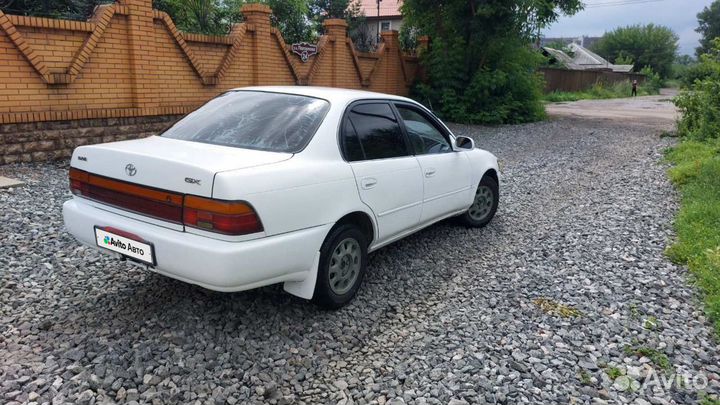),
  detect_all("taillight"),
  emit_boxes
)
[69,168,264,236]
[183,196,263,236]
[69,167,89,196]
[68,168,184,223]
